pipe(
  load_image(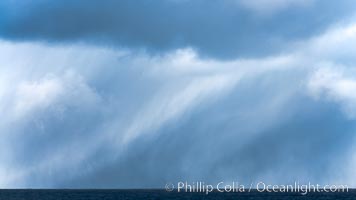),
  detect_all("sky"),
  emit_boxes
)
[1,0,356,188]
